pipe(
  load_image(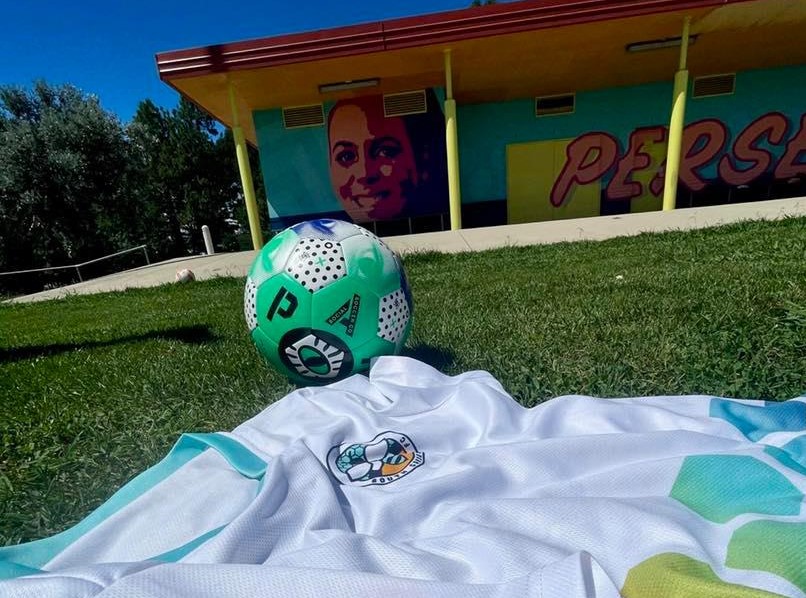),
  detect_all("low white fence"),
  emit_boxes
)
[0,245,150,283]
